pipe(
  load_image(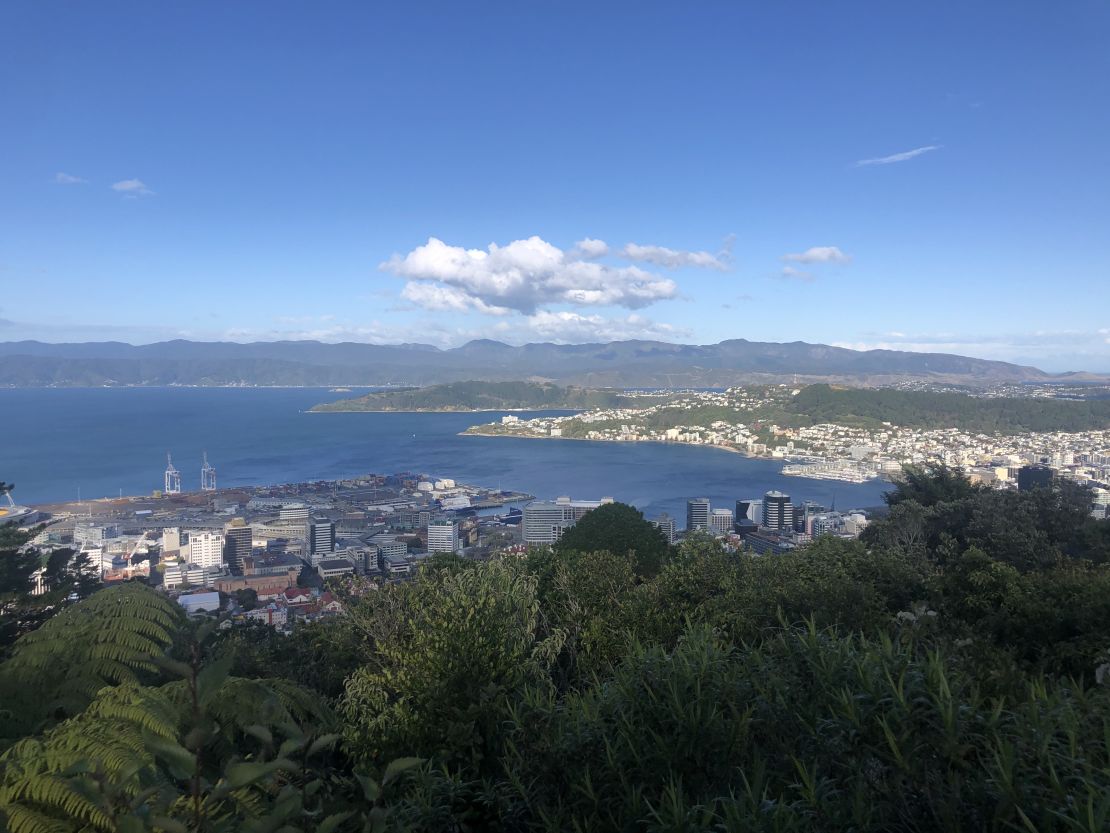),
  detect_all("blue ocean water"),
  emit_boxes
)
[1,388,891,518]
